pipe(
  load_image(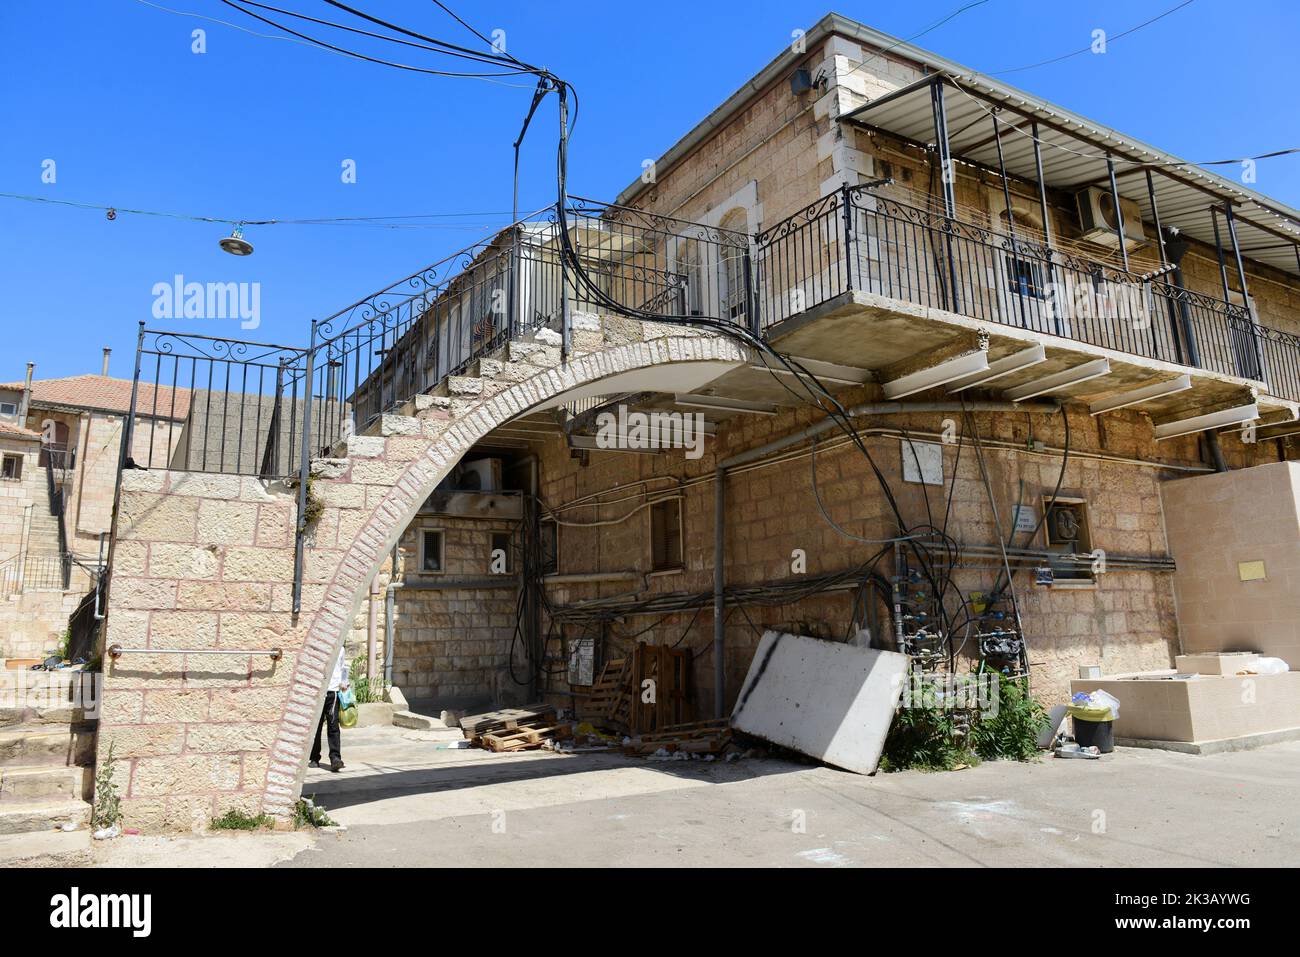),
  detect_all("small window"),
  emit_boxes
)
[419,529,445,573]
[1005,255,1045,299]
[1,454,21,481]
[1043,497,1094,584]
[650,498,683,572]
[490,531,511,574]
[0,402,17,416]
[539,519,558,575]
